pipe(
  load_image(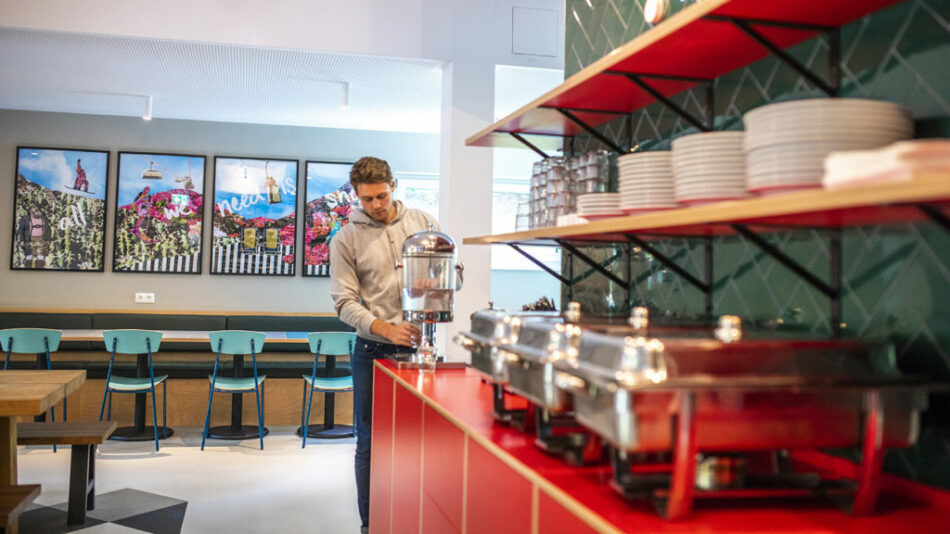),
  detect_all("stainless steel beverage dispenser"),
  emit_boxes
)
[397,225,463,370]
